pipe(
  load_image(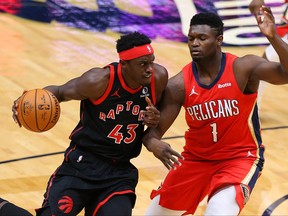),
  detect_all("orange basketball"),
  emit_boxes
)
[16,89,61,132]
